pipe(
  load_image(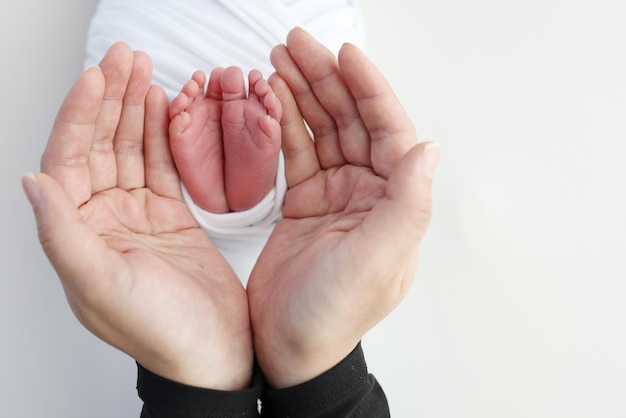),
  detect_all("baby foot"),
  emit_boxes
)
[169,67,282,214]
[169,69,229,213]
[221,67,282,212]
